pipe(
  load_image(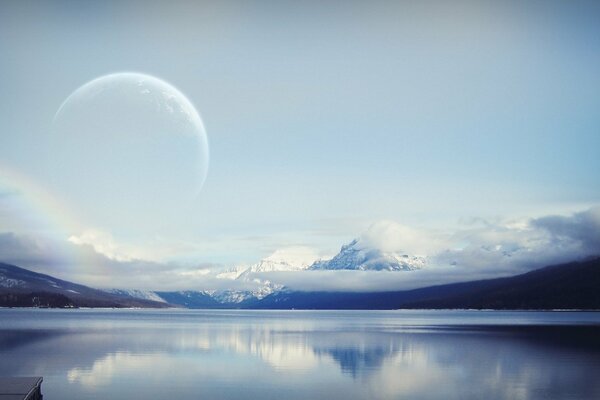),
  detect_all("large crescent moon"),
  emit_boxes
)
[51,72,209,231]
